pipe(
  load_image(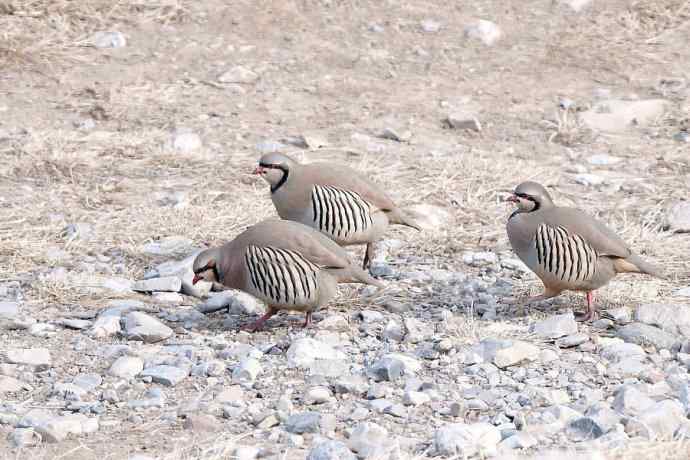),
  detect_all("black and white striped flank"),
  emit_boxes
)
[244,245,320,305]
[535,224,598,283]
[310,185,373,239]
